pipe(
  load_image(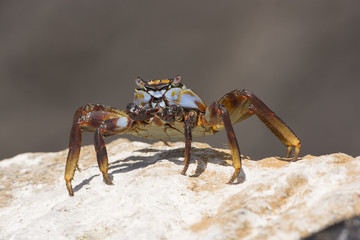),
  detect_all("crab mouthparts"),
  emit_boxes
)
[151,97,166,108]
